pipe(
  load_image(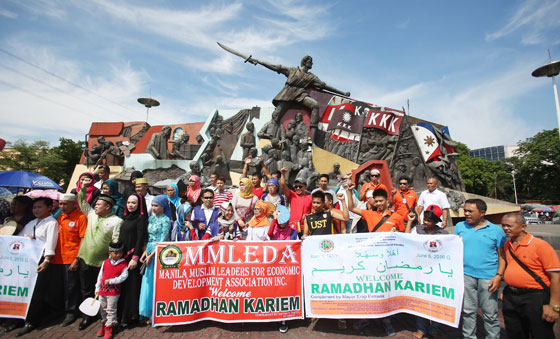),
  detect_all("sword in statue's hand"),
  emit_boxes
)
[217,42,257,65]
